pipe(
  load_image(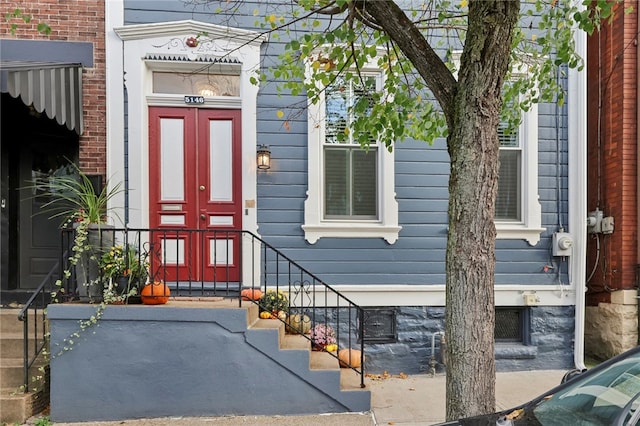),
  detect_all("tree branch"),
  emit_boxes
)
[356,0,457,123]
[295,0,348,15]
